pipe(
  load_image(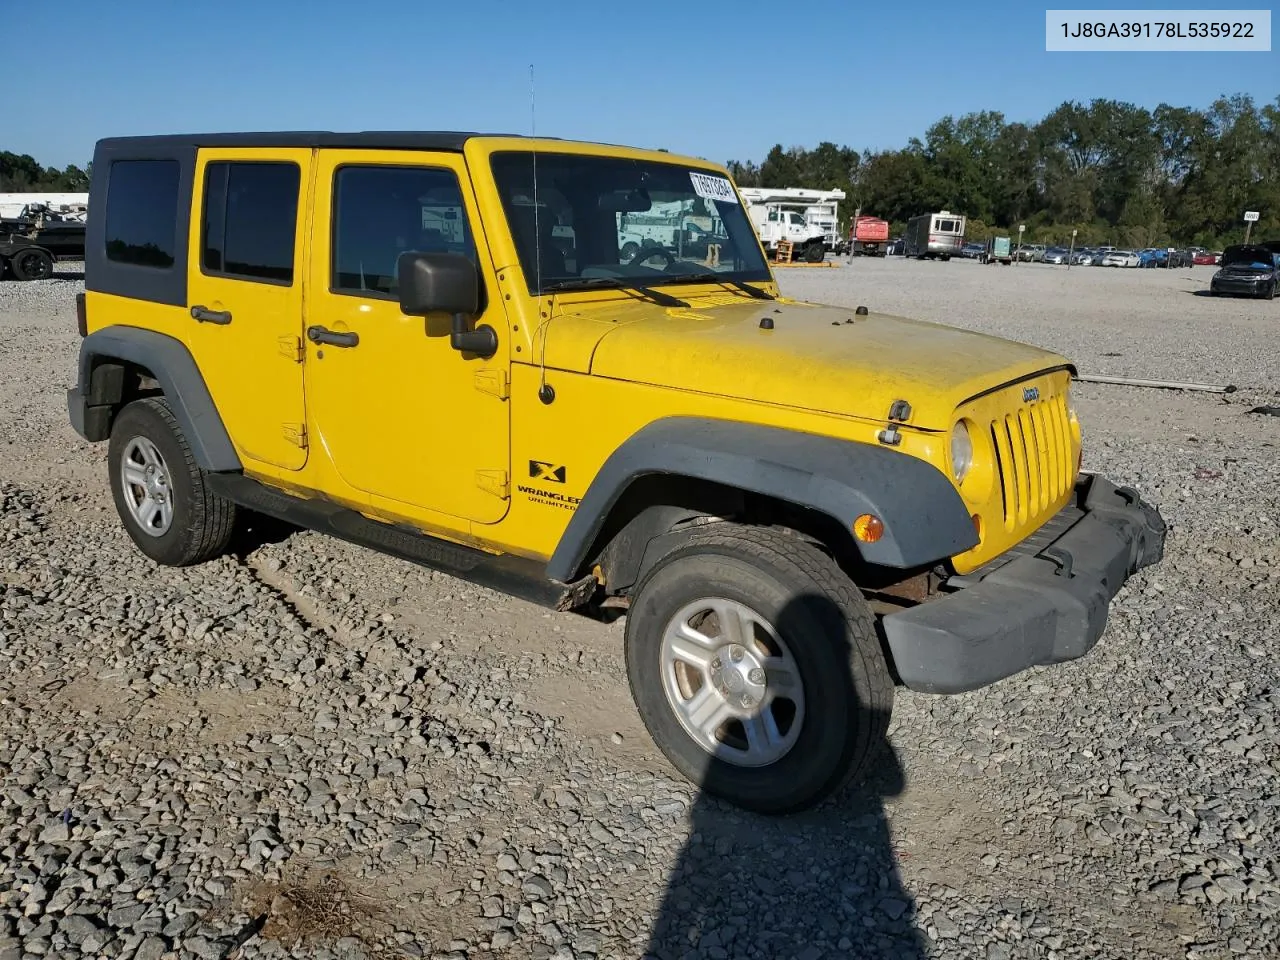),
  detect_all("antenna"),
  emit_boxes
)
[531,64,555,404]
